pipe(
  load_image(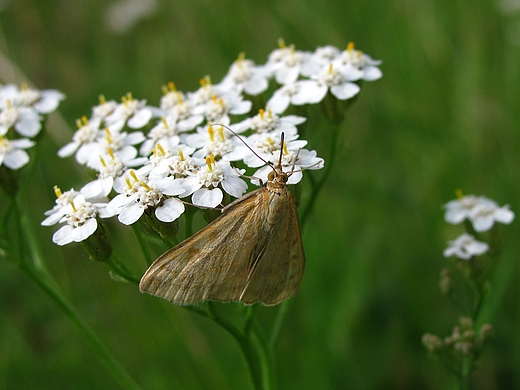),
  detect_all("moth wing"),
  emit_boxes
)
[240,189,305,305]
[139,189,272,305]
